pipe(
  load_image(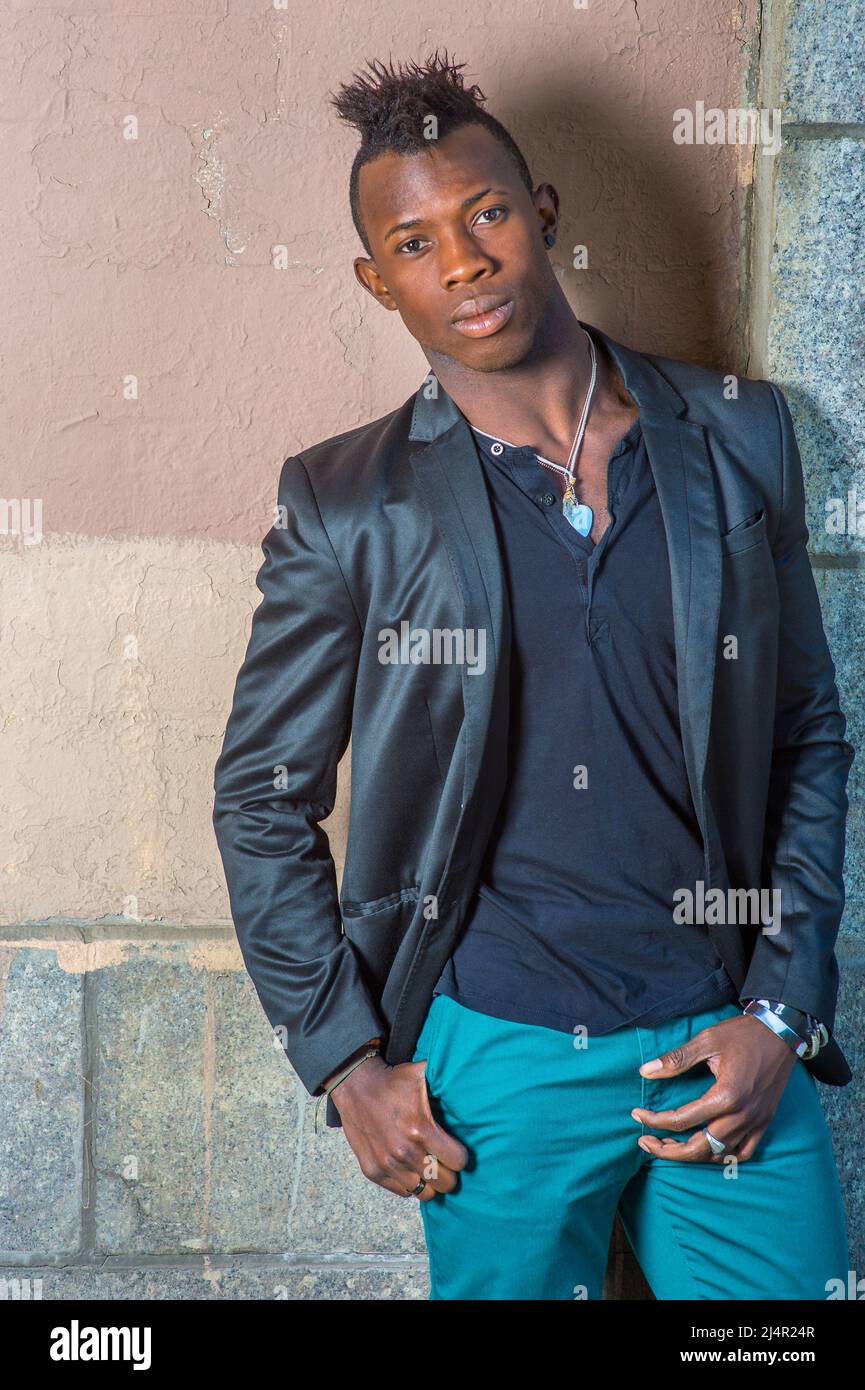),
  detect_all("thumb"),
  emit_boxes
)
[638,1036,709,1078]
